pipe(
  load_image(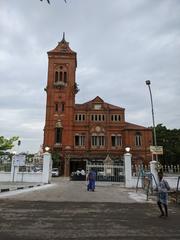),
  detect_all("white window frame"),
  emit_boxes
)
[91,134,105,147]
[75,134,85,146]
